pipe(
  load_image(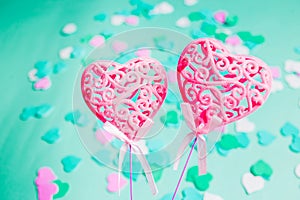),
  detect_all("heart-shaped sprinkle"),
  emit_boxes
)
[176,17,191,28]
[35,167,59,200]
[28,69,38,82]
[224,15,238,26]
[135,49,151,57]
[61,23,77,36]
[271,80,284,93]
[285,74,300,89]
[94,13,106,21]
[59,46,74,59]
[280,122,299,137]
[250,160,273,180]
[111,15,126,26]
[235,118,255,133]
[41,128,60,144]
[214,11,227,24]
[236,132,250,148]
[225,35,241,46]
[95,129,114,145]
[285,59,300,74]
[34,77,52,90]
[290,136,300,153]
[53,62,67,74]
[53,179,69,199]
[203,192,223,200]
[61,155,81,173]
[188,12,205,21]
[160,110,179,127]
[184,0,198,6]
[35,104,53,118]
[125,15,139,26]
[294,163,300,178]
[89,35,105,47]
[106,173,127,193]
[242,172,265,194]
[150,2,174,15]
[186,166,213,191]
[112,40,128,53]
[182,187,203,200]
[257,130,275,146]
[270,66,281,79]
